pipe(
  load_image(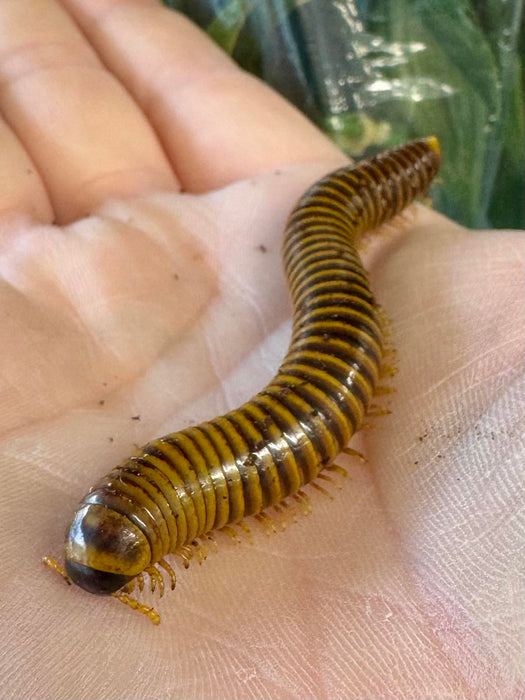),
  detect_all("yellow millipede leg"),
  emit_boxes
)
[326,463,348,477]
[342,446,367,462]
[278,498,298,523]
[271,503,289,530]
[158,559,177,591]
[219,525,242,544]
[145,565,164,597]
[254,511,278,535]
[379,364,397,379]
[316,471,343,492]
[374,384,395,396]
[112,591,160,626]
[238,522,253,542]
[204,533,219,553]
[366,404,392,417]
[176,548,192,569]
[42,556,72,585]
[310,481,334,499]
[190,539,209,564]
[293,490,312,514]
